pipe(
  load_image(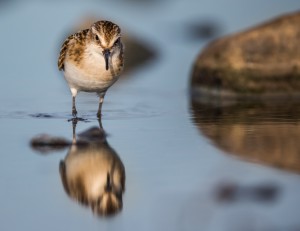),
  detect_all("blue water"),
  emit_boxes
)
[1,1,300,230]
